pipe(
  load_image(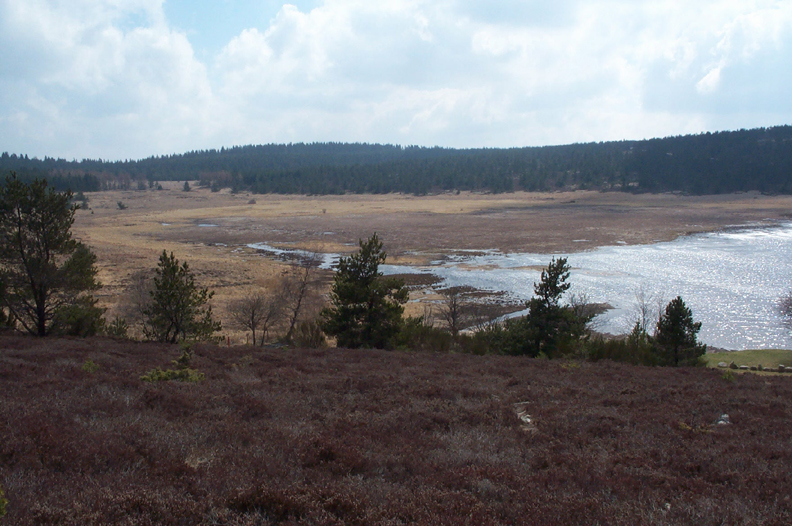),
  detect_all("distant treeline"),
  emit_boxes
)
[2,126,792,195]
